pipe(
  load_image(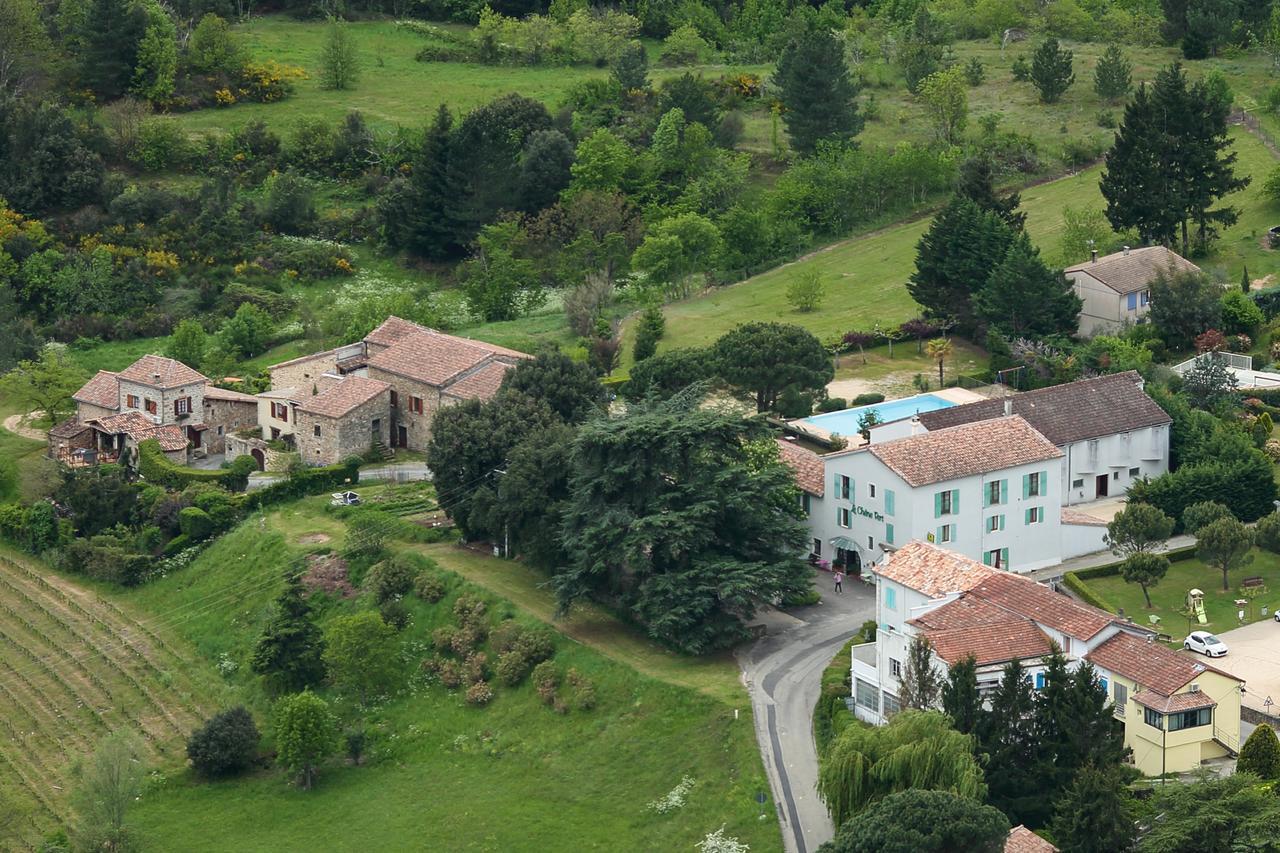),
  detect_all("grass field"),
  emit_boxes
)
[0,548,226,848]
[1082,549,1280,638]
[108,496,778,851]
[640,125,1280,357]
